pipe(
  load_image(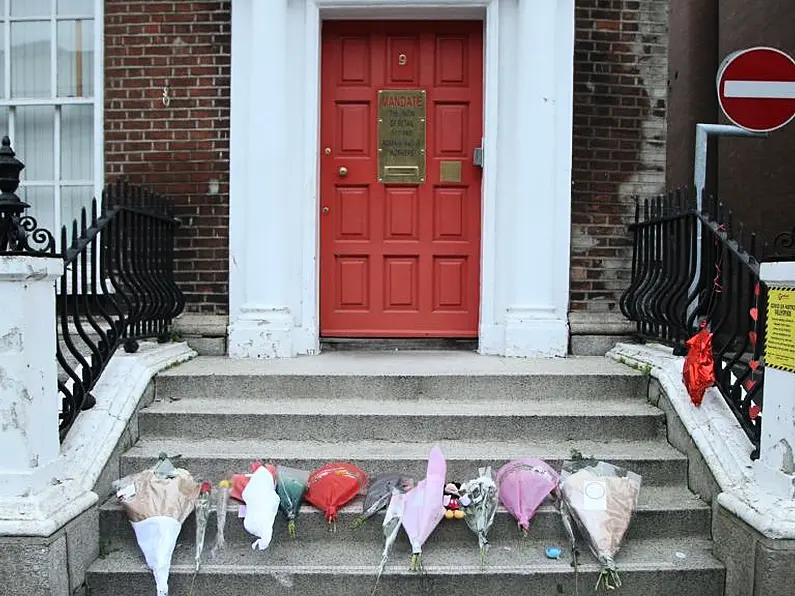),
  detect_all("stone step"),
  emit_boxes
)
[87,537,725,596]
[99,486,710,550]
[119,438,688,489]
[155,353,647,402]
[137,397,665,442]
